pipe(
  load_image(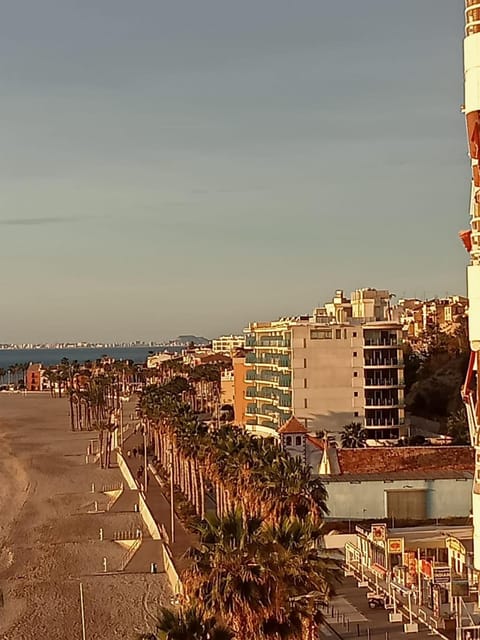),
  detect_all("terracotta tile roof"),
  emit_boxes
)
[337,447,474,475]
[306,435,325,450]
[278,416,308,434]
